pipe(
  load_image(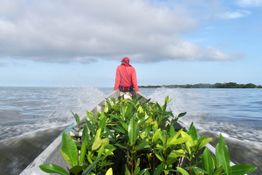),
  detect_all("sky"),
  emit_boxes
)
[0,0,261,87]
